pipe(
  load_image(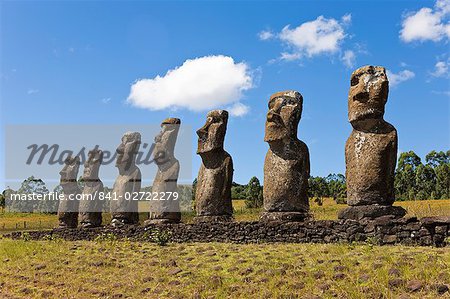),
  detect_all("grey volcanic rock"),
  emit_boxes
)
[79,148,104,228]
[57,156,81,228]
[194,110,233,222]
[10,216,450,247]
[339,66,406,220]
[110,132,142,226]
[146,118,181,225]
[262,91,310,222]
